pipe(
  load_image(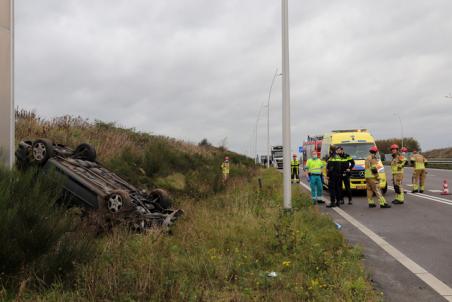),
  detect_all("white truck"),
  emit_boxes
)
[271,145,283,169]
